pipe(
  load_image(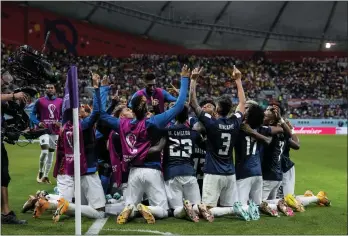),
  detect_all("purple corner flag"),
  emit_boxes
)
[62,66,79,116]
